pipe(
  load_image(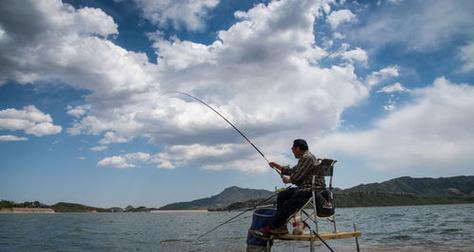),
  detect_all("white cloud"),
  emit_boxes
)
[130,0,219,31]
[0,135,28,142]
[66,105,90,118]
[378,82,409,93]
[314,77,474,172]
[365,66,399,87]
[341,48,367,64]
[331,44,368,65]
[1,0,373,172]
[99,131,131,145]
[327,9,356,29]
[98,155,135,169]
[349,0,474,51]
[152,143,248,170]
[459,41,474,72]
[97,152,151,169]
[0,0,157,97]
[0,105,62,136]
